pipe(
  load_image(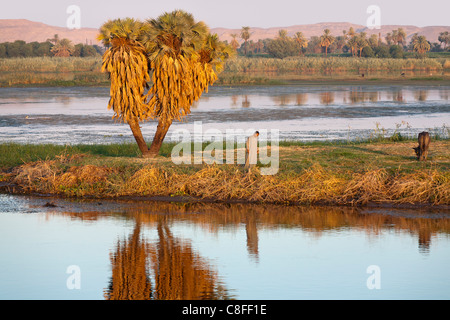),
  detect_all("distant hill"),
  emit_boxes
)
[0,19,100,45]
[0,19,449,46]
